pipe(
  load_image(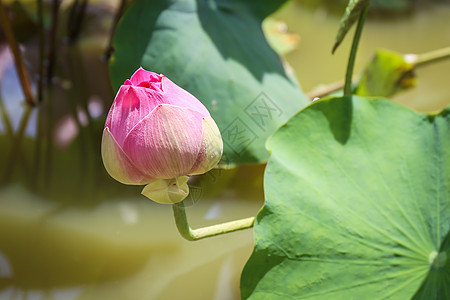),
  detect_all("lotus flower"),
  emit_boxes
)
[101,67,223,204]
